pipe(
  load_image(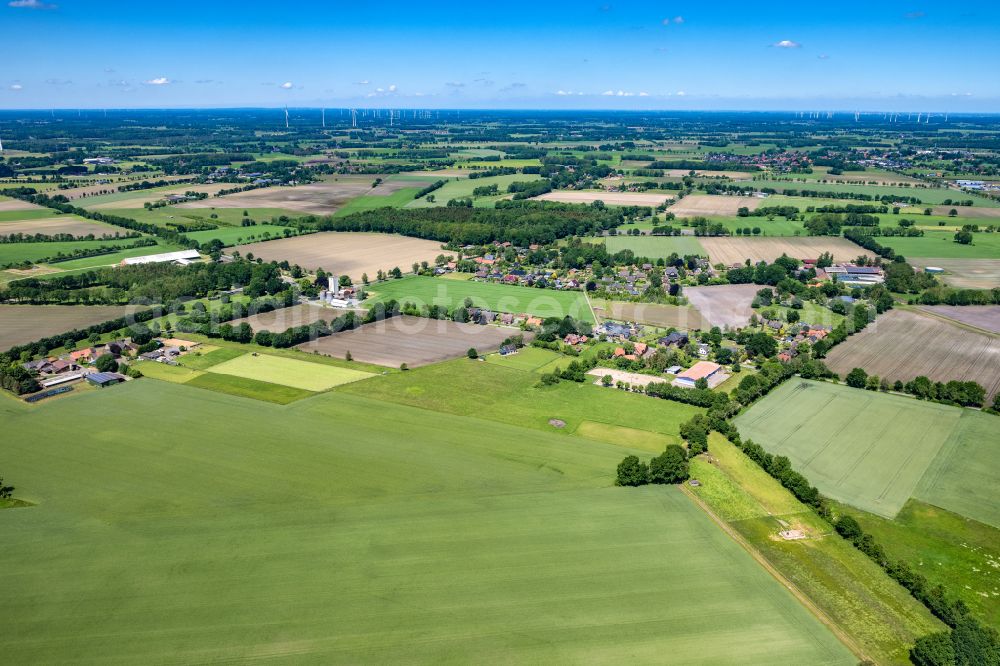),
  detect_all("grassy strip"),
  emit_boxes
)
[185,372,314,404]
